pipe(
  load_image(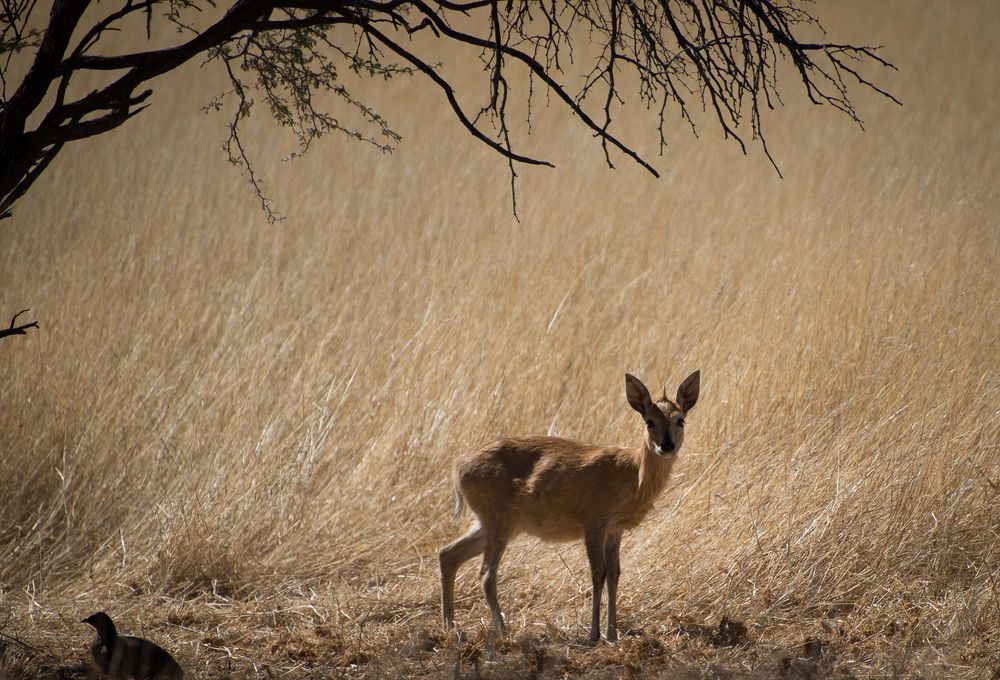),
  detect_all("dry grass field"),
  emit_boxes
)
[2,1,999,678]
